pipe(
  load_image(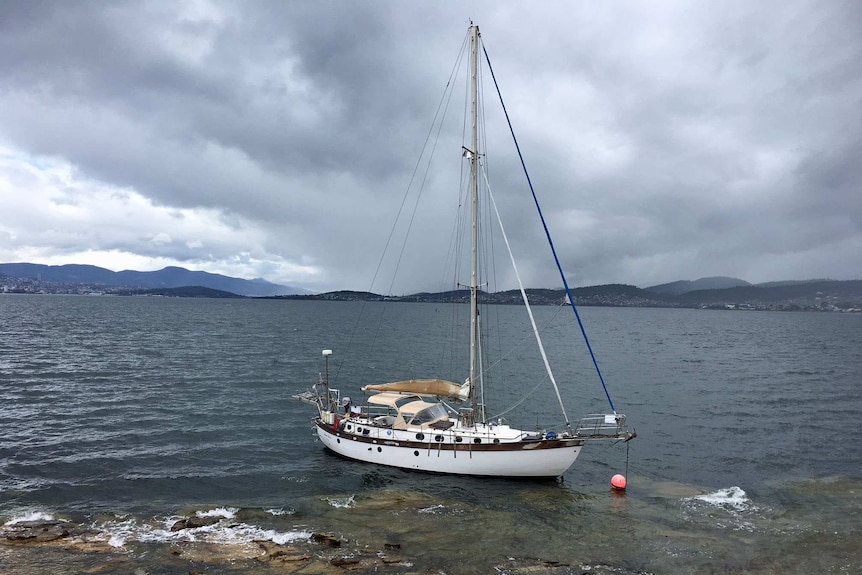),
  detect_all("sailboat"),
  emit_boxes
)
[297,24,634,478]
